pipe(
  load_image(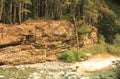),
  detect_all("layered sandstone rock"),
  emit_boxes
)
[0,20,98,65]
